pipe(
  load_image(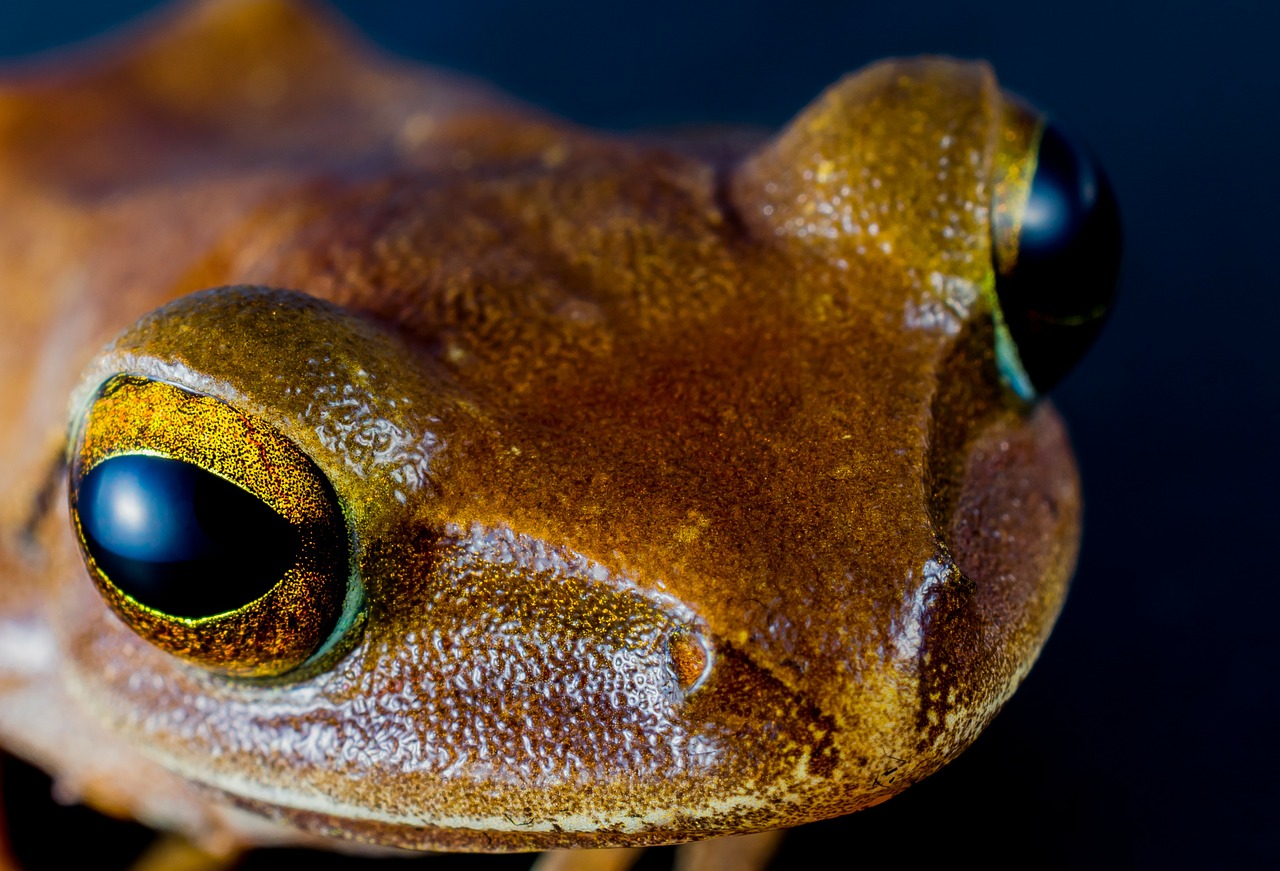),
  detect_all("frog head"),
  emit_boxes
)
[0,0,1118,853]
